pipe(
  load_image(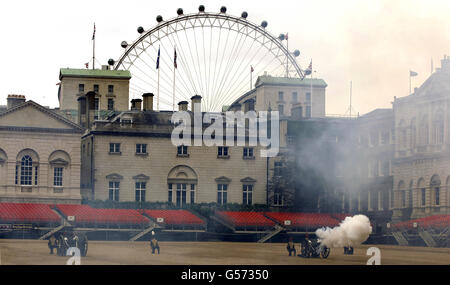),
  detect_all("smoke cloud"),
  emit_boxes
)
[315,214,372,248]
